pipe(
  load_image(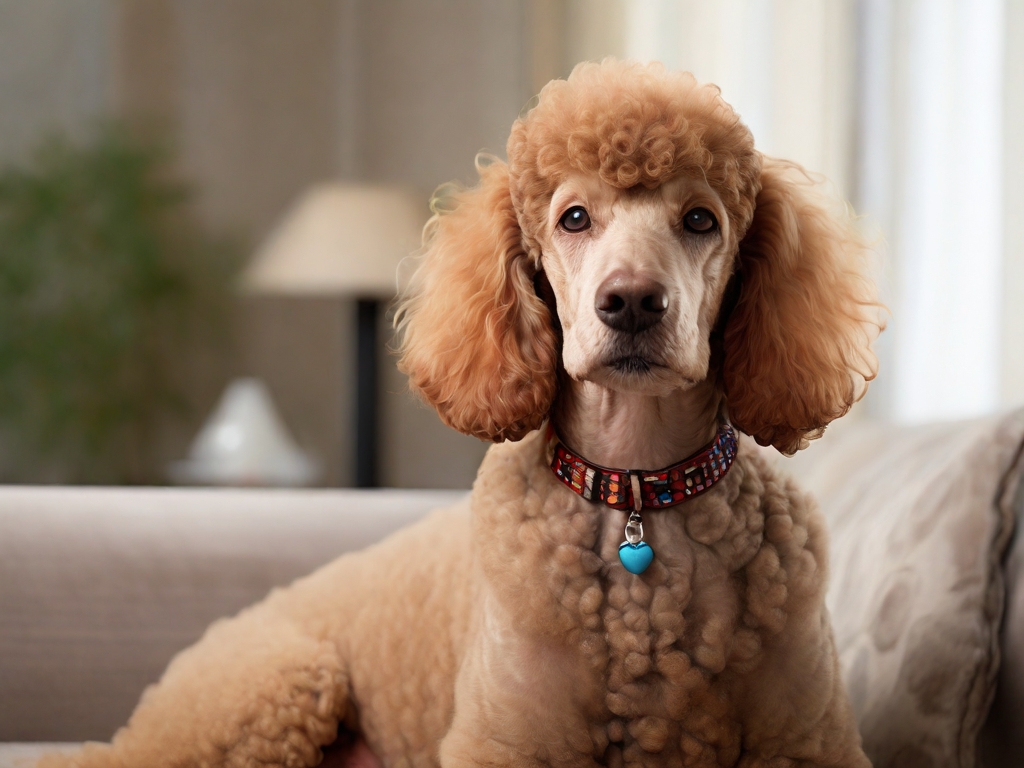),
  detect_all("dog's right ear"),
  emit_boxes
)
[395,156,558,442]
